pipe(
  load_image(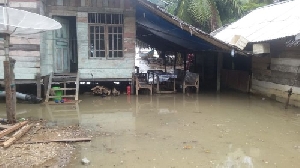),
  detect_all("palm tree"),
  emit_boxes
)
[173,0,243,32]
[147,0,285,32]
